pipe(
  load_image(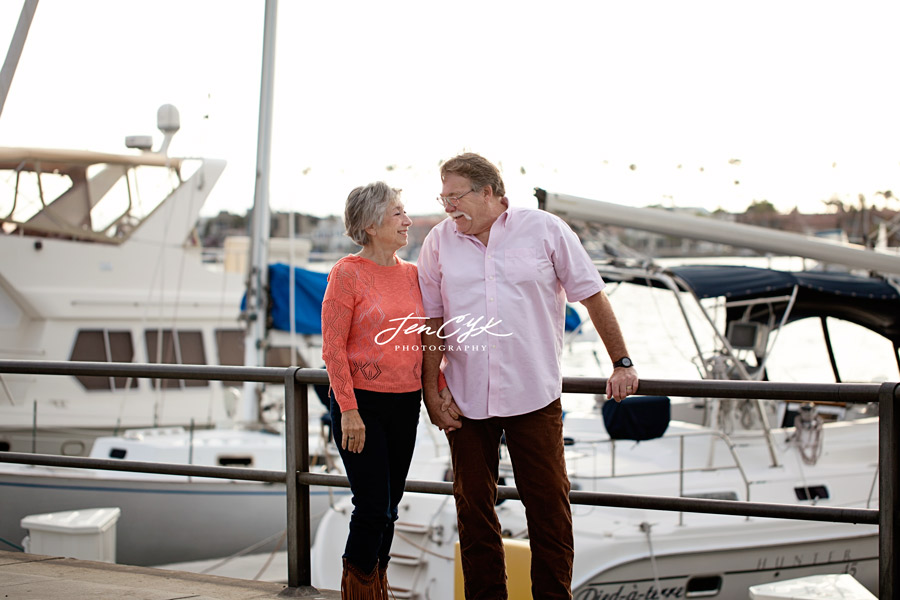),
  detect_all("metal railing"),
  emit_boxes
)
[0,360,897,597]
